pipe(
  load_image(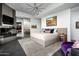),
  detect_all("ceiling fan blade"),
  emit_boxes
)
[25,7,33,9]
[37,3,44,7]
[39,7,46,10]
[29,8,35,12]
[34,3,37,7]
[25,4,33,8]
